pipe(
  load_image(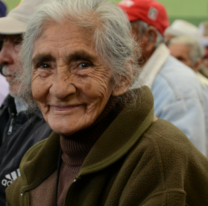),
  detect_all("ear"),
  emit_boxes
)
[112,58,134,96]
[131,24,157,66]
[145,26,157,53]
[192,60,201,72]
